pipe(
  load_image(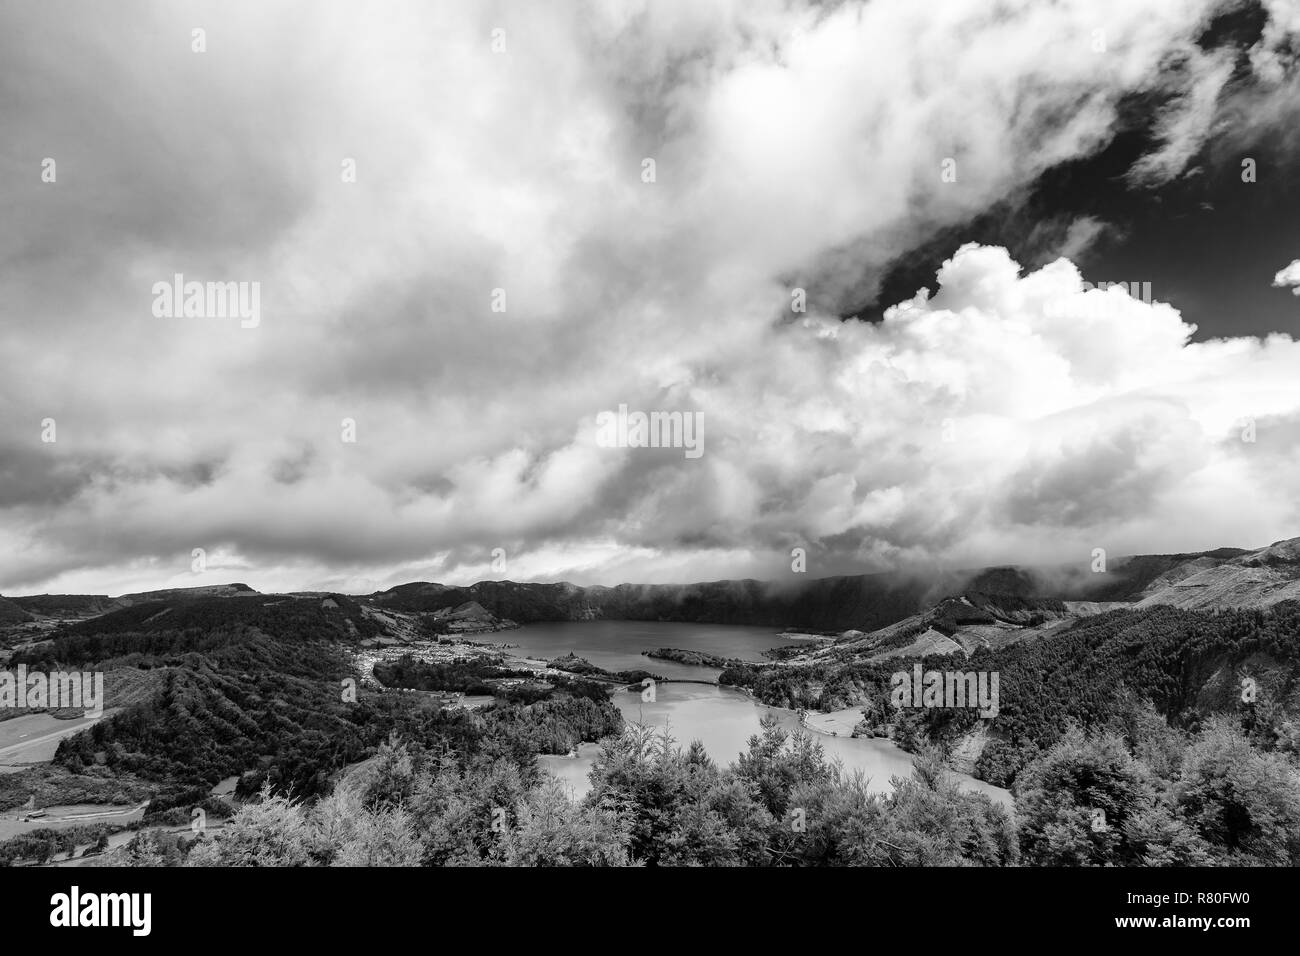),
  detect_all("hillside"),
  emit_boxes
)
[8,541,1288,641]
[749,542,1300,703]
[371,570,986,631]
[4,537,1298,870]
[1136,538,1300,611]
[720,599,1300,783]
[0,596,33,625]
[44,592,384,646]
[116,583,260,604]
[7,593,120,618]
[6,584,258,622]
[366,542,1285,633]
[815,592,1077,662]
[1058,549,1251,602]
